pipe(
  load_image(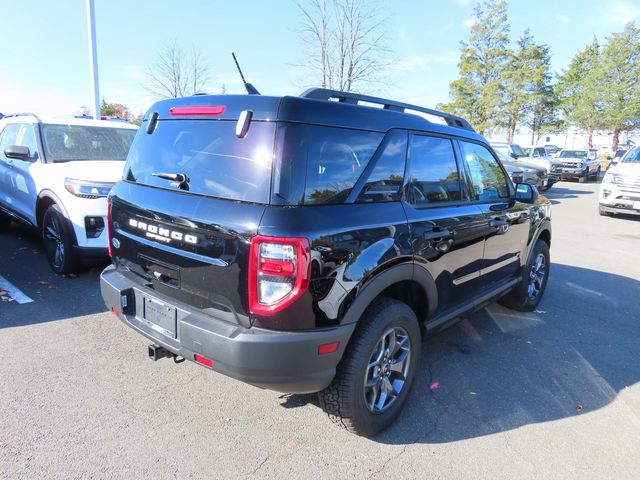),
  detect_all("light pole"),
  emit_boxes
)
[86,0,100,120]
